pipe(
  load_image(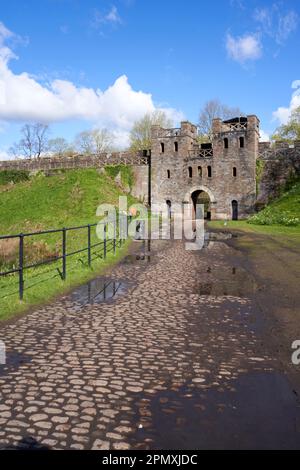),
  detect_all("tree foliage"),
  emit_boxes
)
[272,107,300,143]
[130,111,173,151]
